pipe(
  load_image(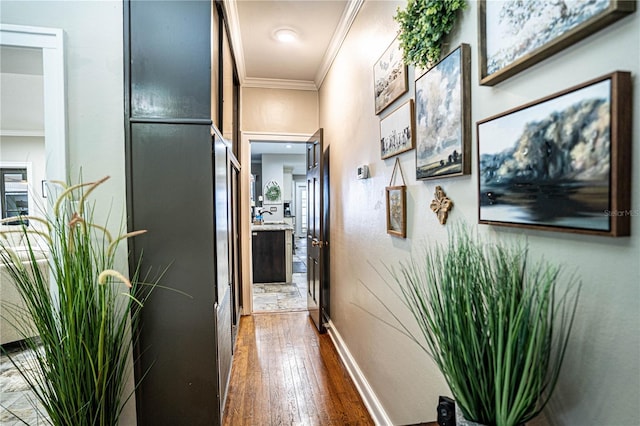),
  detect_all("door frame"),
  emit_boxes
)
[240,131,311,314]
[0,24,67,185]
